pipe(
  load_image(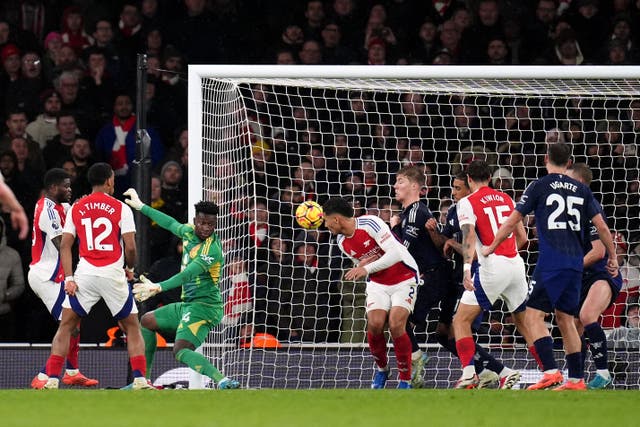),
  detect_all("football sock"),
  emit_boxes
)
[475,344,504,374]
[580,335,588,369]
[130,355,147,378]
[528,345,543,370]
[533,336,558,372]
[405,323,420,353]
[141,327,157,375]
[584,322,609,371]
[175,348,224,382]
[455,337,475,369]
[367,331,388,370]
[392,333,412,381]
[66,332,80,370]
[45,354,65,378]
[566,352,583,380]
[444,338,459,356]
